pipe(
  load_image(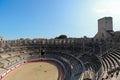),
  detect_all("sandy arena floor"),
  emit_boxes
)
[3,62,59,80]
